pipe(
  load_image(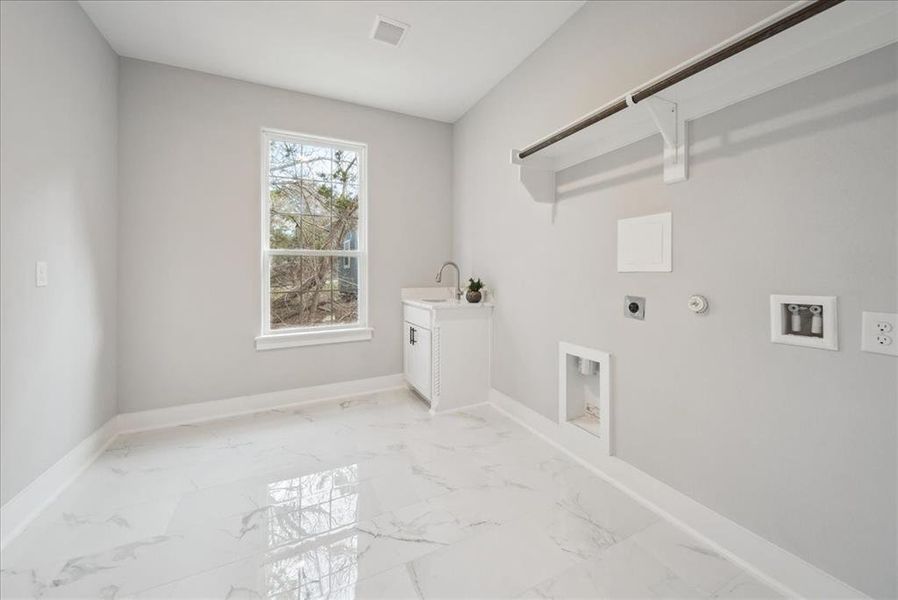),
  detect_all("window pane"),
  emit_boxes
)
[270,181,328,216]
[332,203,358,251]
[269,140,357,251]
[269,211,300,249]
[302,145,333,181]
[333,150,359,185]
[270,255,359,329]
[301,215,335,250]
[268,140,303,182]
[331,181,359,251]
[334,257,359,323]
[269,198,357,250]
